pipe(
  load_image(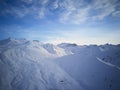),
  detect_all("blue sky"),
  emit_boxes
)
[0,0,120,45]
